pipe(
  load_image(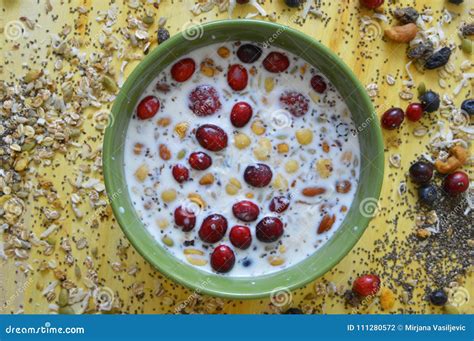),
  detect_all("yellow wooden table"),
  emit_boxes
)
[0,0,472,314]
